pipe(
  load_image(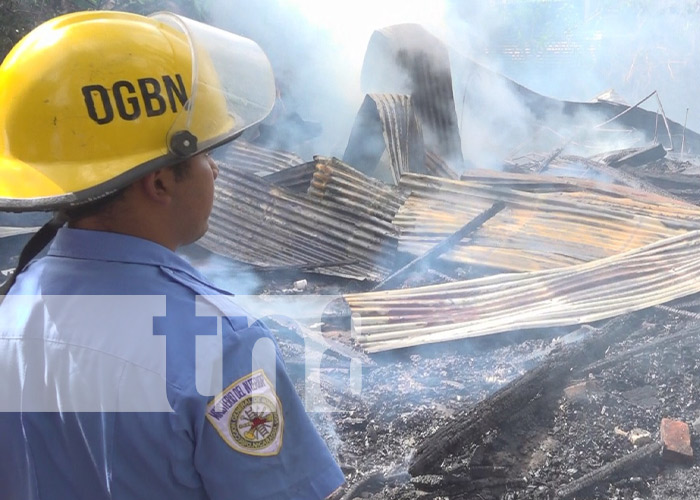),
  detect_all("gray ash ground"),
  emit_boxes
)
[266,294,700,500]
